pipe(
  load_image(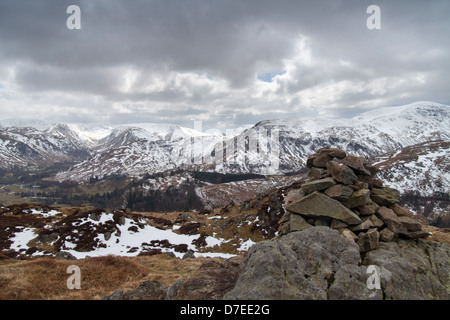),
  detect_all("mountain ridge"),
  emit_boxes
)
[53,101,450,180]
